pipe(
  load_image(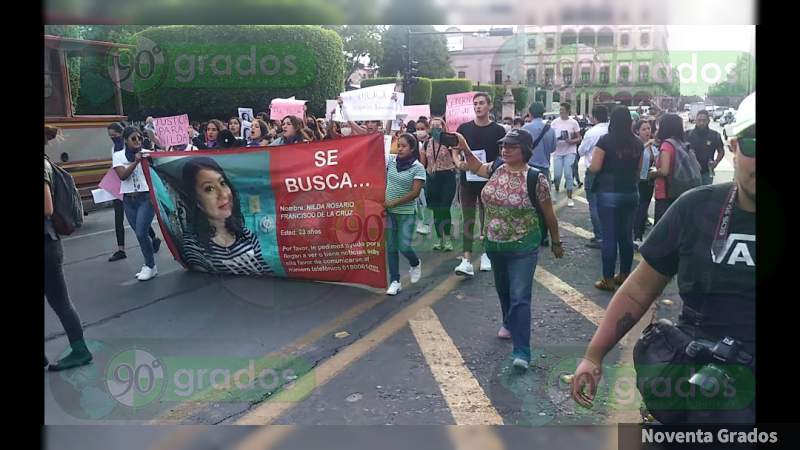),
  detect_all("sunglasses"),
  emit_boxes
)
[733,137,756,158]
